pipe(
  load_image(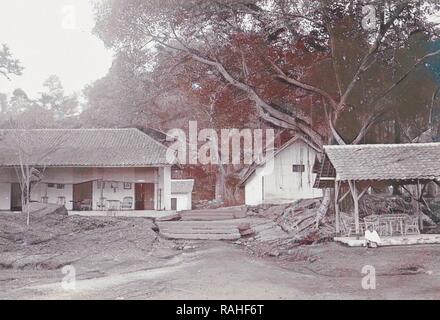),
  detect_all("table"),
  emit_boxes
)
[364,214,409,236]
[364,214,410,236]
[378,214,408,236]
[107,200,120,211]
